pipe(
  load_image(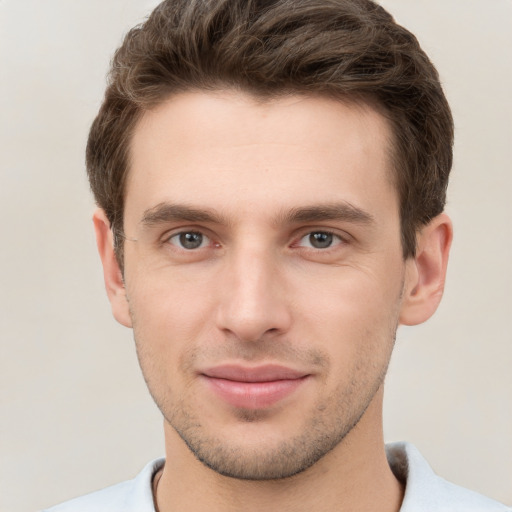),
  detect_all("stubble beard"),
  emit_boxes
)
[135,335,395,481]
[168,378,386,481]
